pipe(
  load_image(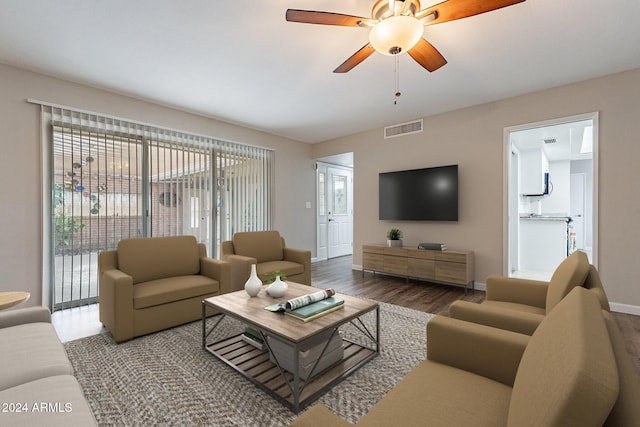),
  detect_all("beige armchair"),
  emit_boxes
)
[221,230,311,291]
[448,250,593,335]
[99,235,231,342]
